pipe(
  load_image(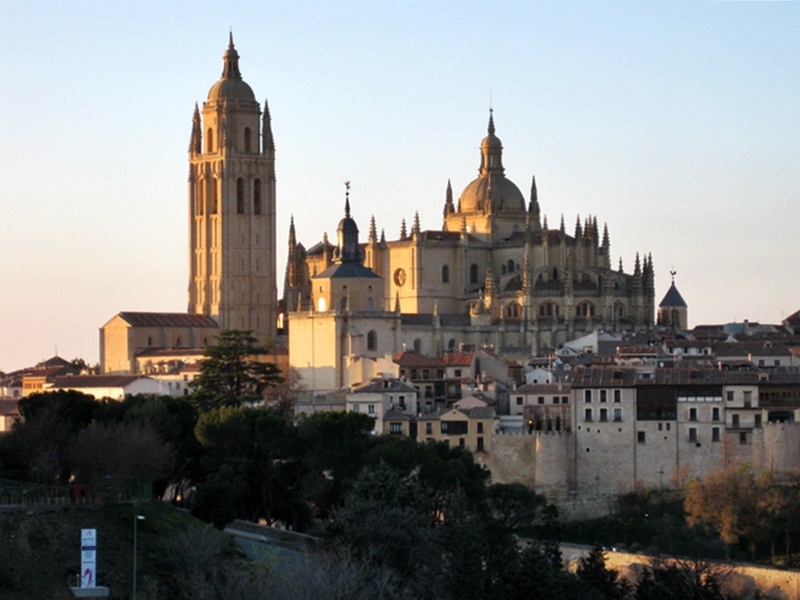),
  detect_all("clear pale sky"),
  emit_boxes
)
[1,1,798,372]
